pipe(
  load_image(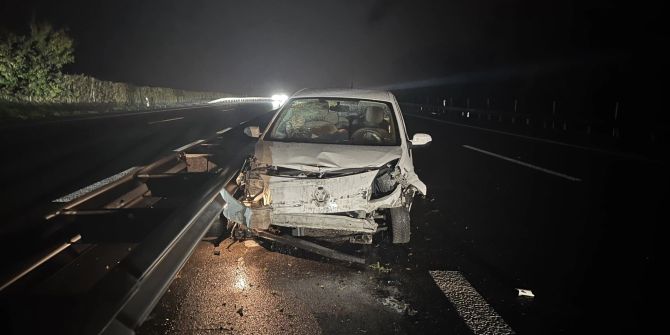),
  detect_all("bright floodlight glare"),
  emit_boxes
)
[271,94,288,103]
[271,94,289,109]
